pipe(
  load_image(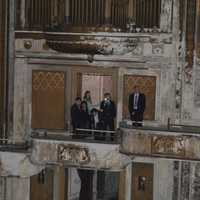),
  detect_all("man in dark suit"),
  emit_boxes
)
[129,86,146,126]
[100,93,116,140]
[71,97,82,133]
